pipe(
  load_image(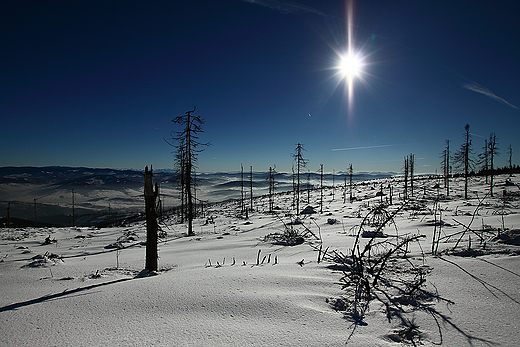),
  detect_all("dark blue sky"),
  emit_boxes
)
[2,0,519,173]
